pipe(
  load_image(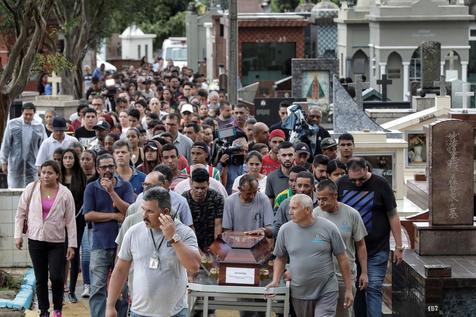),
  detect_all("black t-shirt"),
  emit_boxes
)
[75,127,96,147]
[337,174,396,255]
[182,189,224,251]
